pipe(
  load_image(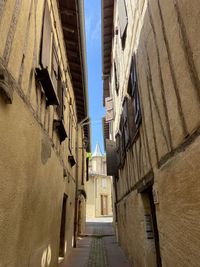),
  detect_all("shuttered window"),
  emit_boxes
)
[127,97,136,141]
[68,109,73,152]
[134,91,142,128]
[114,61,119,95]
[119,115,125,166]
[52,43,59,93]
[106,139,119,176]
[36,2,59,106]
[116,133,121,167]
[56,69,64,120]
[123,97,129,148]
[105,97,114,122]
[128,56,137,96]
[127,55,142,142]
[118,0,128,39]
[41,2,52,70]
